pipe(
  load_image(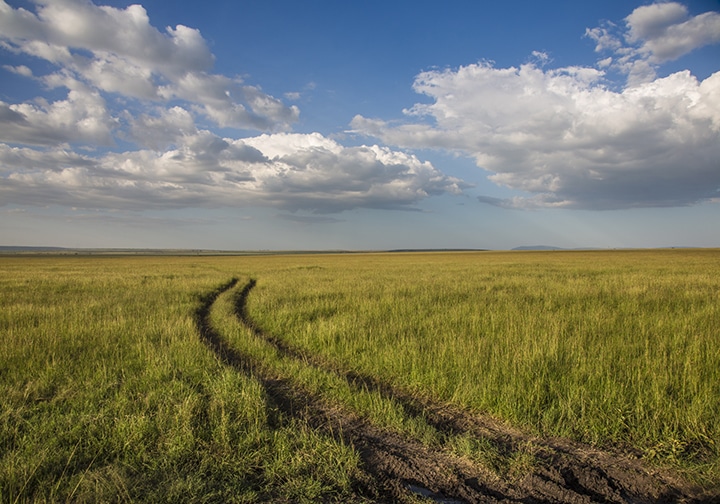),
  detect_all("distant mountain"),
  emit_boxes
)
[512,245,563,251]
